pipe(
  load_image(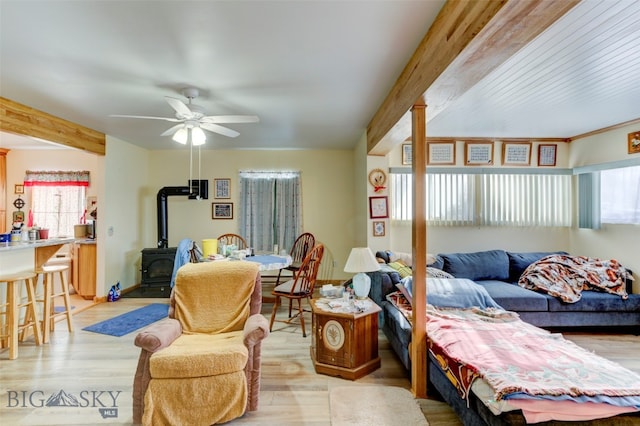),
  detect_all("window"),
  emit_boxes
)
[24,171,90,237]
[238,171,302,252]
[600,165,640,224]
[391,171,571,227]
